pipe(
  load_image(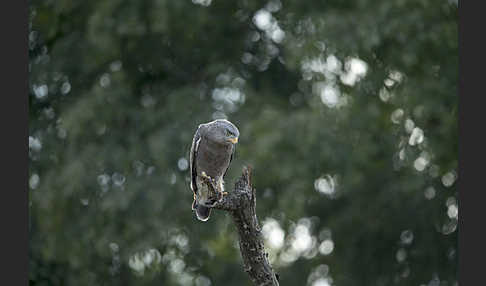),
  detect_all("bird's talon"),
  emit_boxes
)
[217,191,228,202]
